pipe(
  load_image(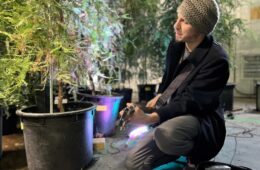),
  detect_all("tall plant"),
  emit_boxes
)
[0,0,123,113]
[112,0,160,85]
